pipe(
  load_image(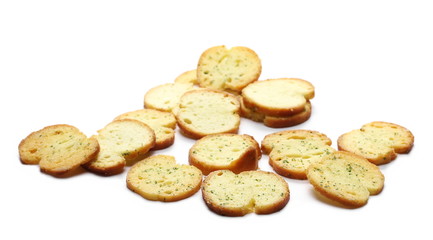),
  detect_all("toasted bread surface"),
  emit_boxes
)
[114,109,176,150]
[189,134,261,175]
[176,89,240,139]
[307,151,384,208]
[19,124,100,176]
[127,155,203,202]
[262,130,334,179]
[84,119,155,175]
[338,121,414,164]
[202,170,289,216]
[144,82,196,112]
[242,78,314,117]
[197,45,261,93]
